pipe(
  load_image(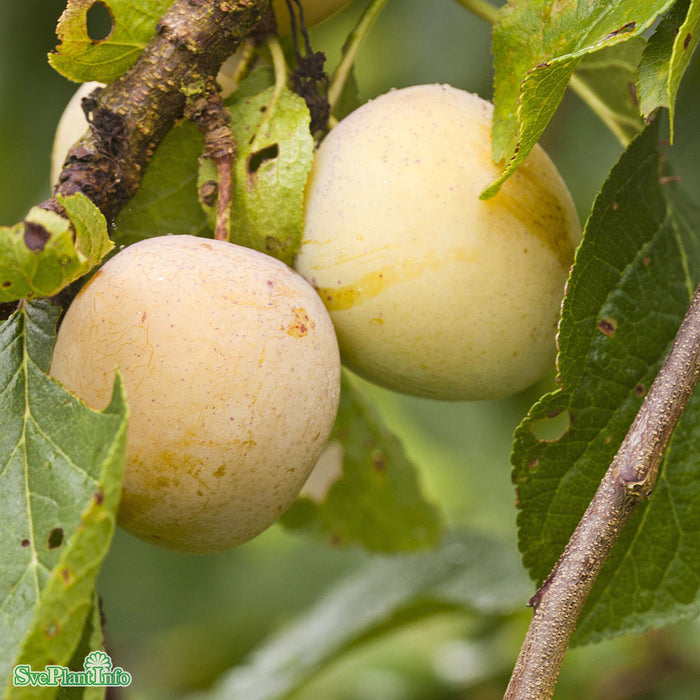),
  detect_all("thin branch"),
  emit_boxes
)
[49,0,270,225]
[504,282,700,699]
[185,82,236,241]
[327,0,390,116]
[451,0,498,24]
